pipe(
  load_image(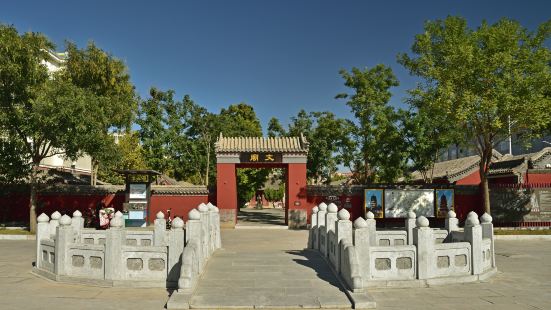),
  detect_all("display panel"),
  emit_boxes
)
[364,189,384,218]
[129,183,147,200]
[435,189,454,218]
[384,189,435,218]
